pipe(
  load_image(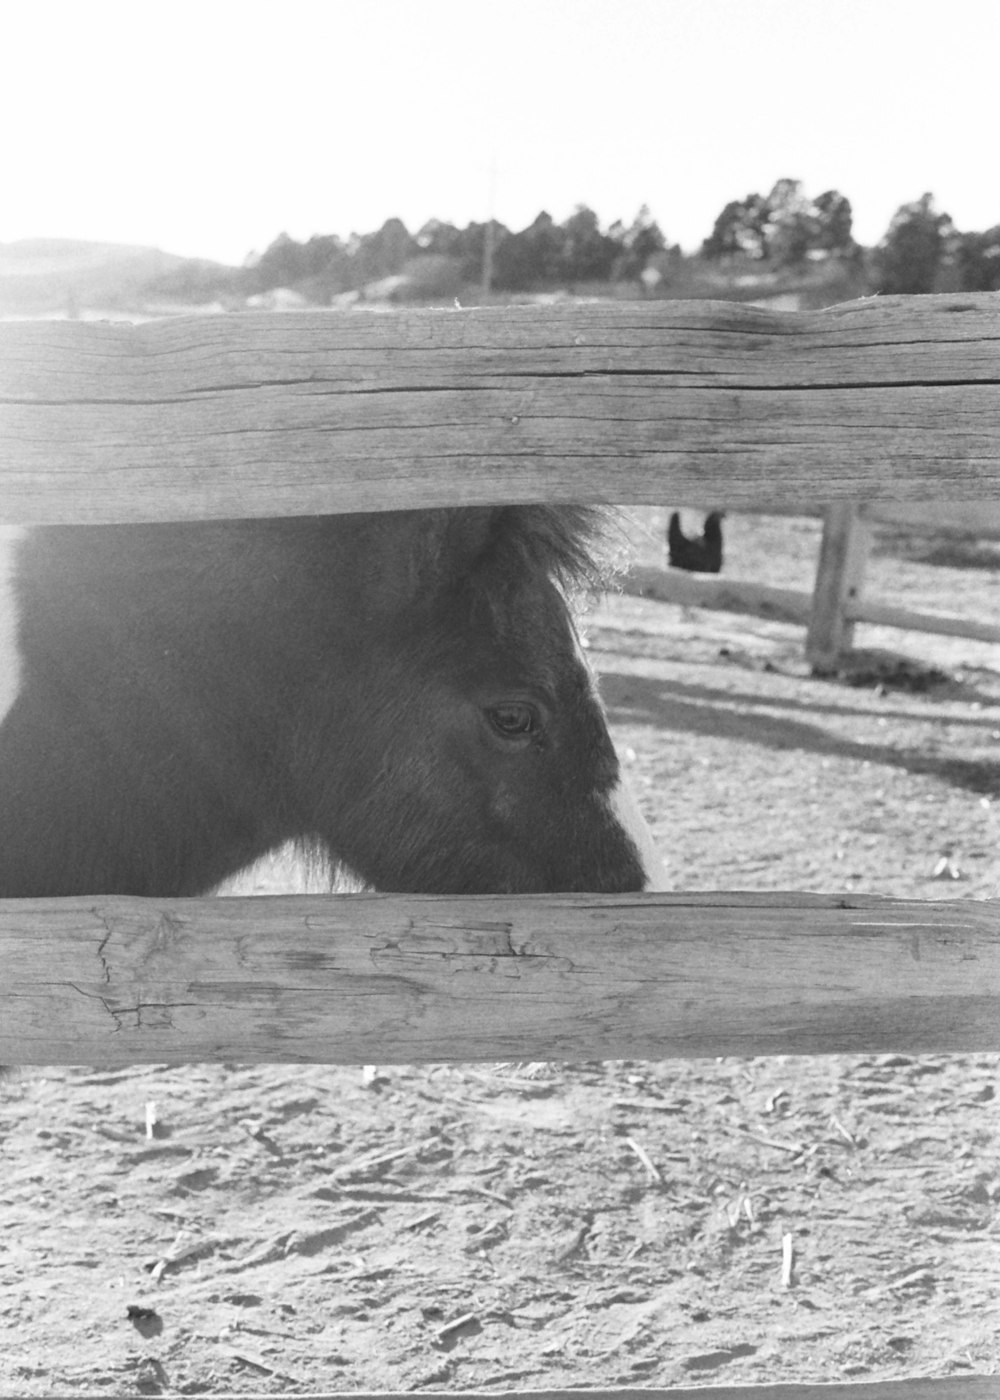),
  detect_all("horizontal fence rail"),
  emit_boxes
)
[27,1383,978,1400]
[0,1382,994,1400]
[2,294,1000,524]
[4,891,1000,1066]
[623,563,1000,645]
